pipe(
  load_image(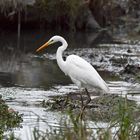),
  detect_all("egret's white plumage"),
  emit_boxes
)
[36,35,109,100]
